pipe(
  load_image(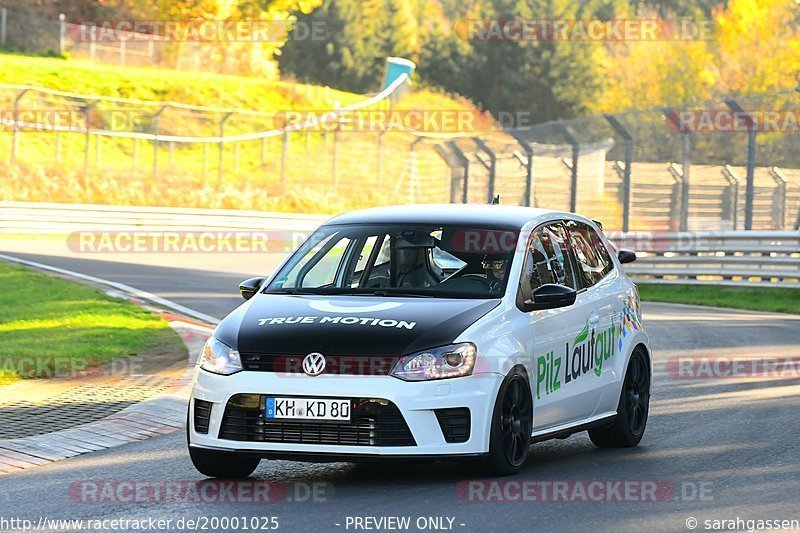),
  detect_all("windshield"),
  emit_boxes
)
[265,224,520,299]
